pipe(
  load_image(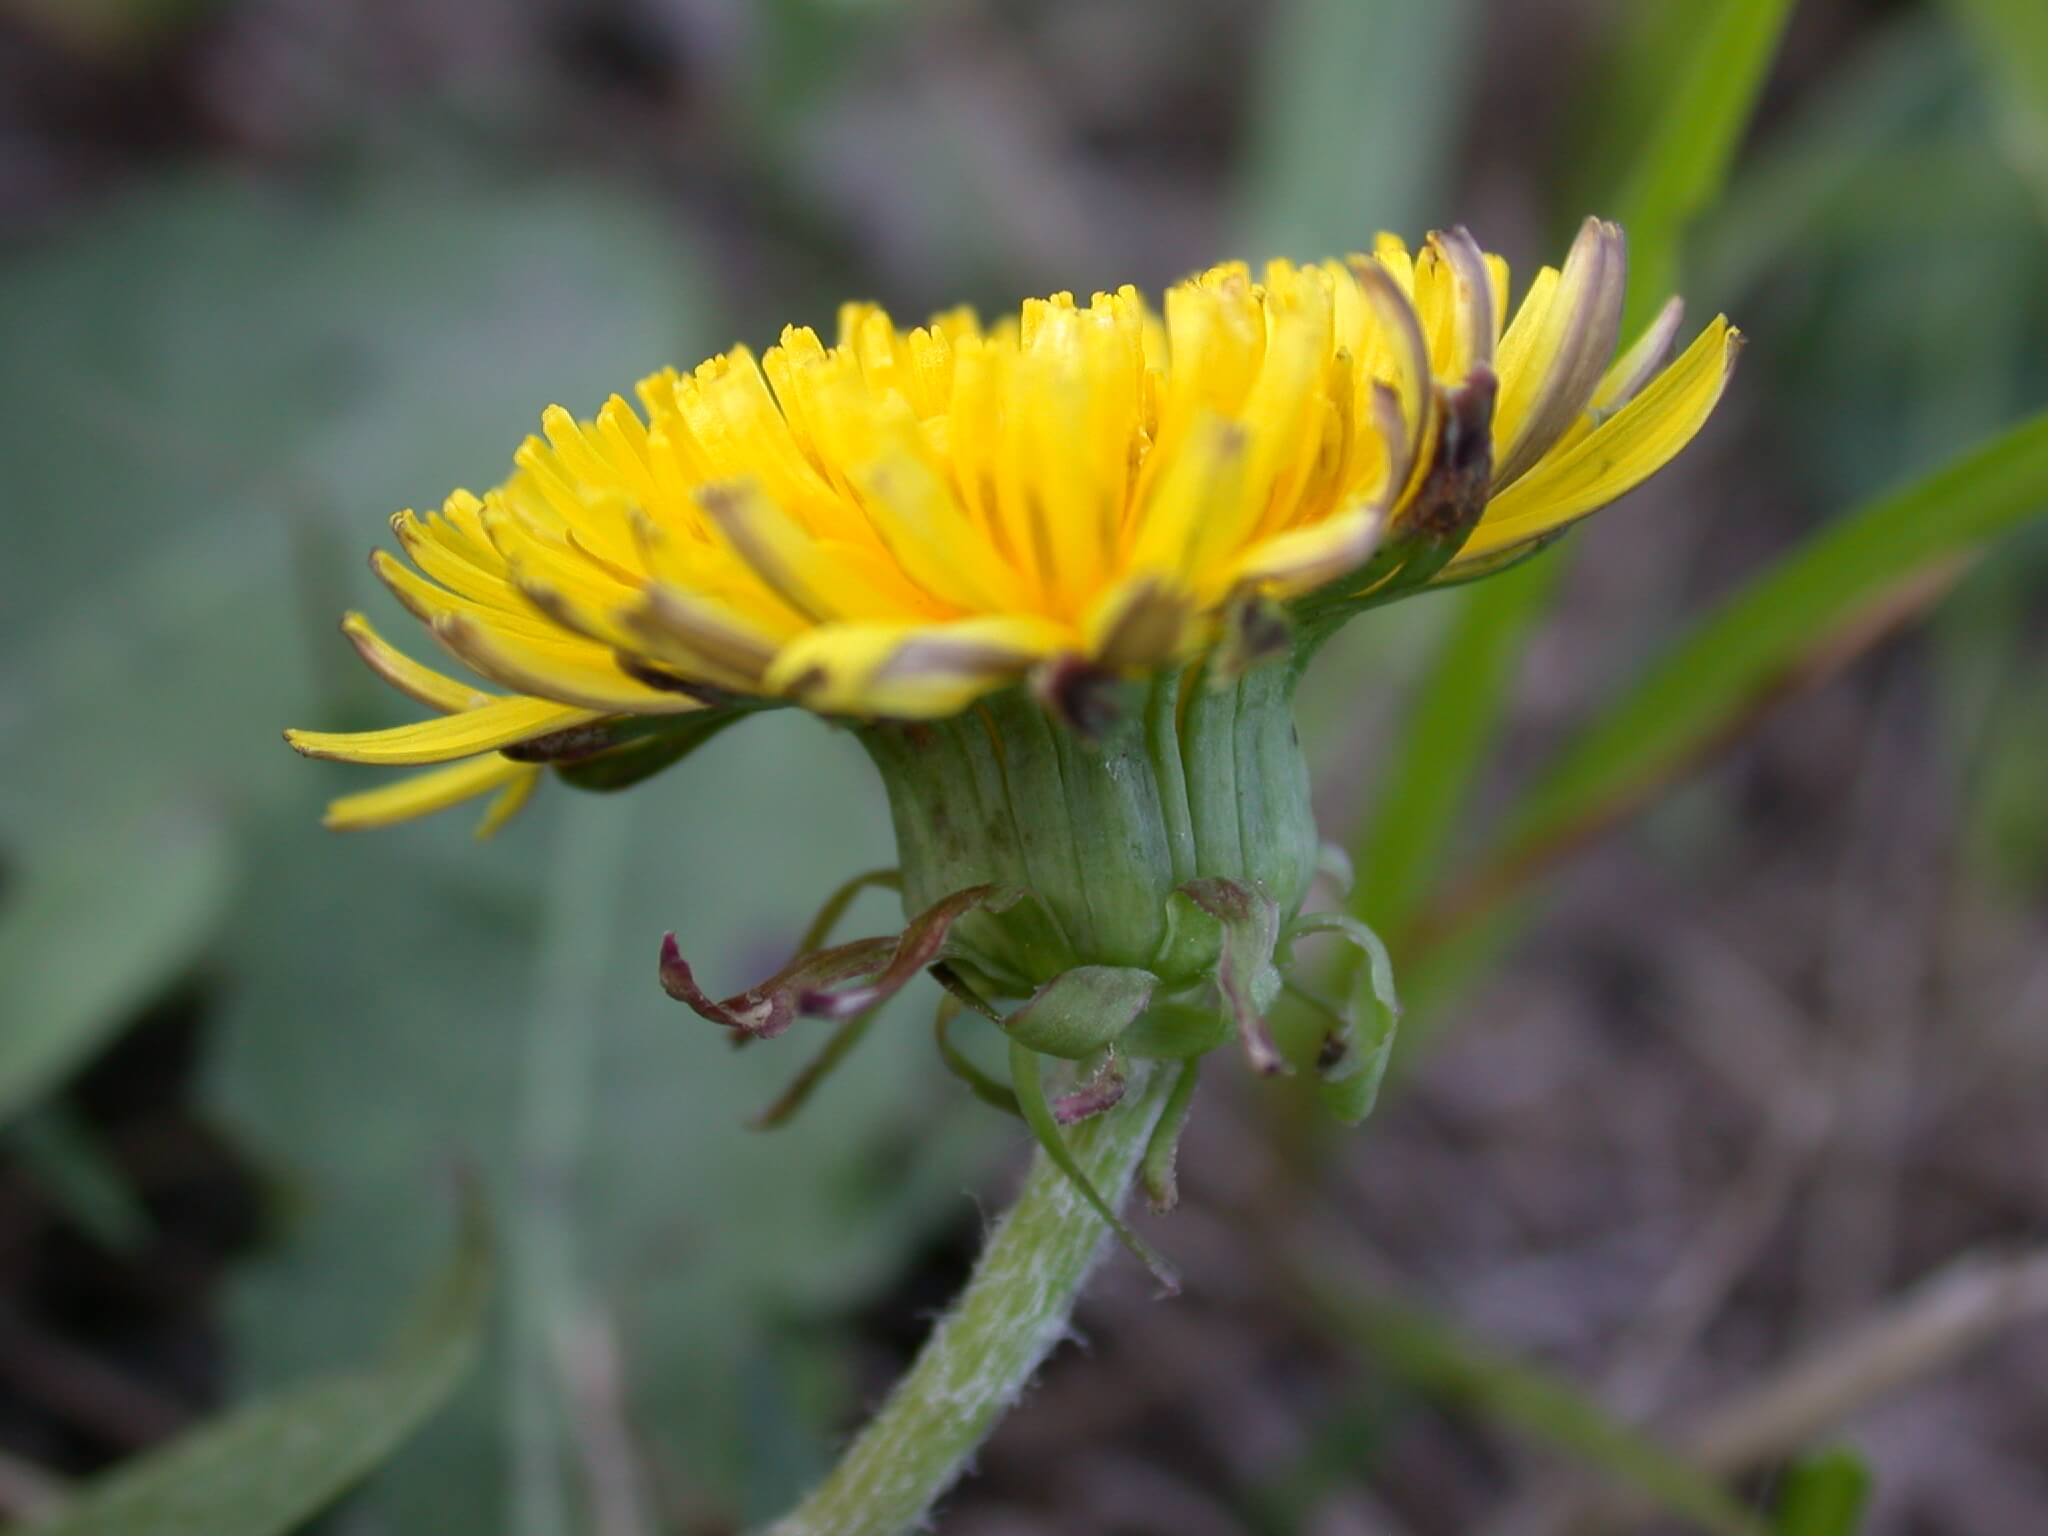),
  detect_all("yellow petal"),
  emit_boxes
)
[1456,317,1741,564]
[1127,416,1250,598]
[391,509,527,611]
[340,612,492,713]
[1082,574,1197,669]
[1546,295,1688,460]
[1344,263,1431,506]
[763,617,1067,718]
[697,481,946,624]
[1413,227,1495,379]
[322,754,536,831]
[430,613,706,715]
[286,695,604,765]
[1233,502,1385,593]
[474,763,542,839]
[1491,217,1627,487]
[618,582,781,691]
[369,550,698,714]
